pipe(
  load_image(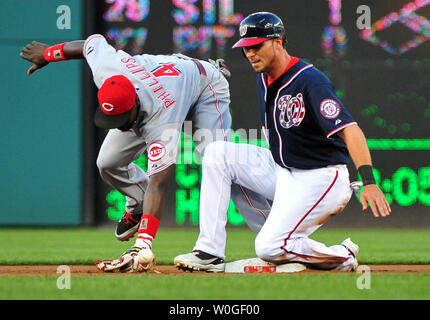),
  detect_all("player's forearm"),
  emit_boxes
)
[142,166,174,220]
[143,187,166,220]
[63,40,85,59]
[338,124,372,169]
